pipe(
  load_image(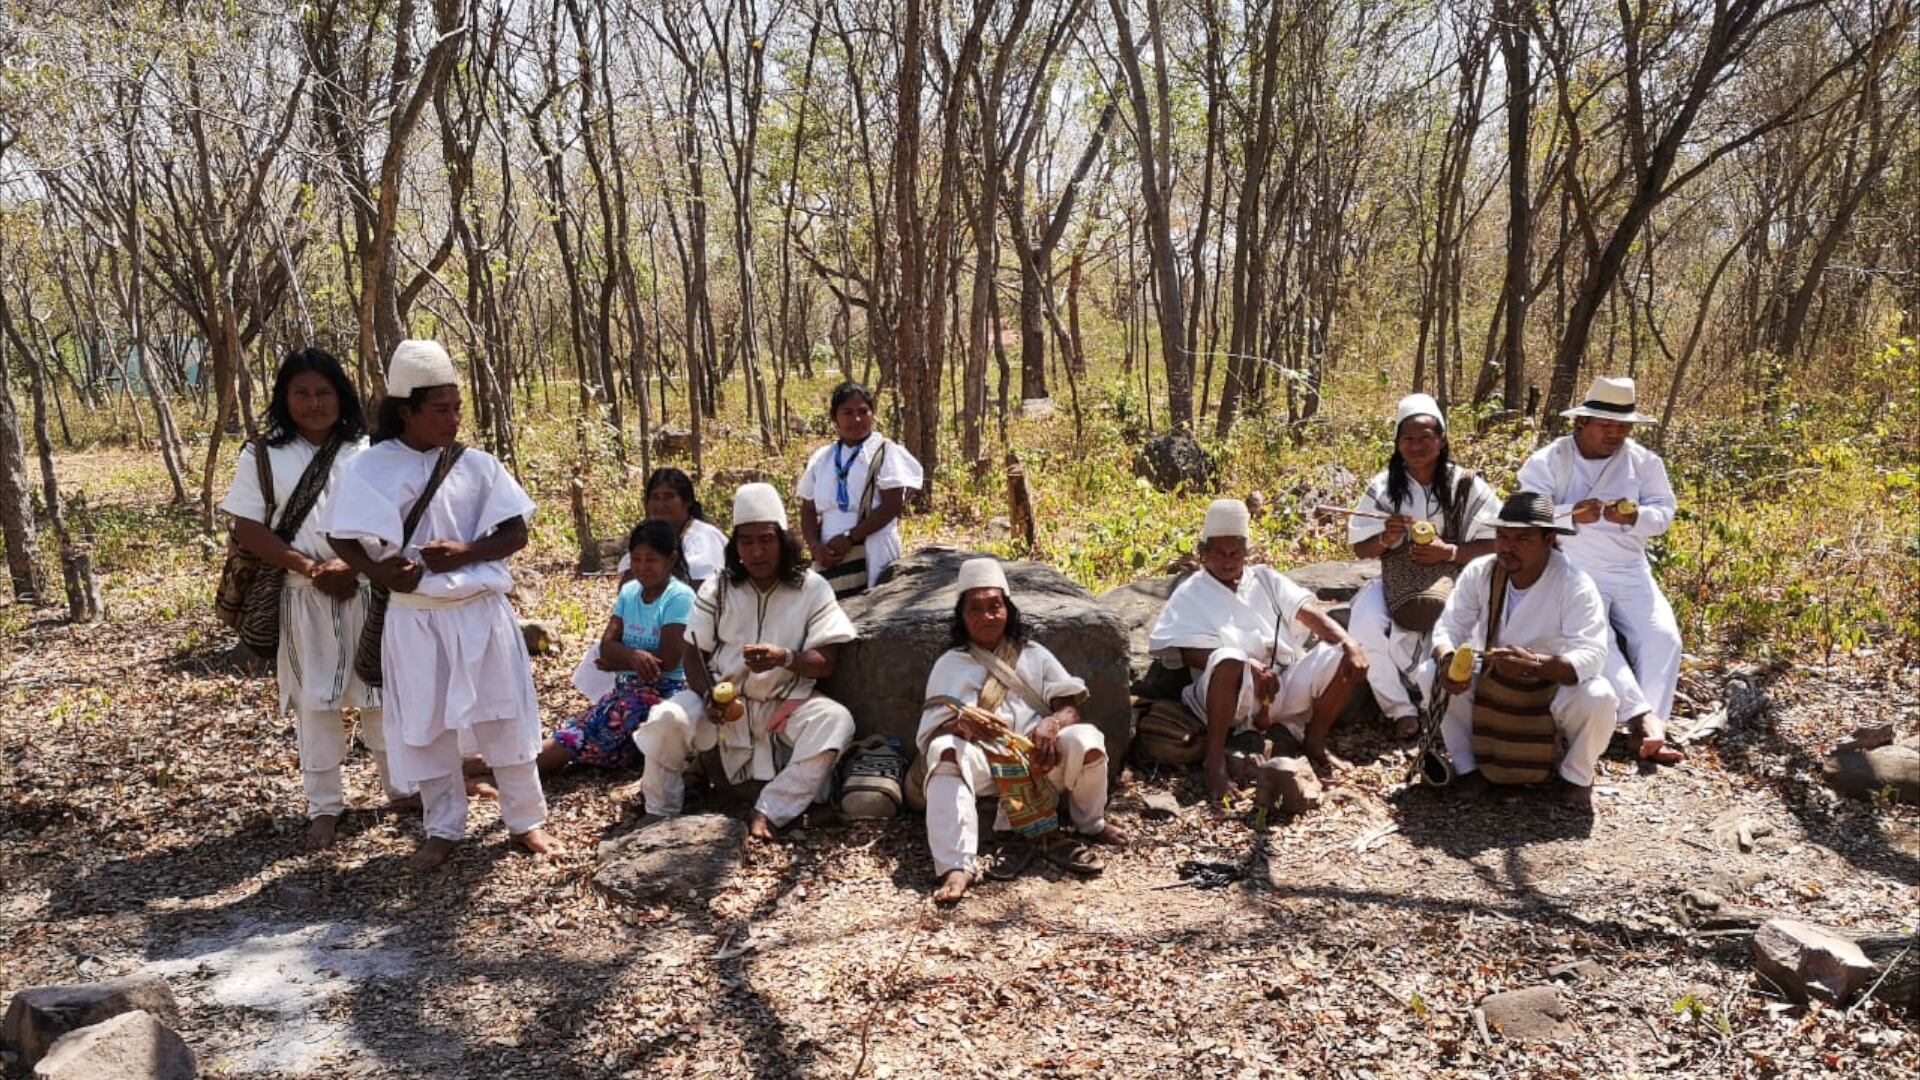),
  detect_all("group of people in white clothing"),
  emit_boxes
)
[224,334,1684,886]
